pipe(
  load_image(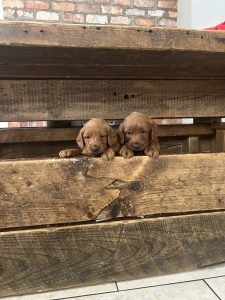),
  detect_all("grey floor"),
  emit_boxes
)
[2,263,225,300]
